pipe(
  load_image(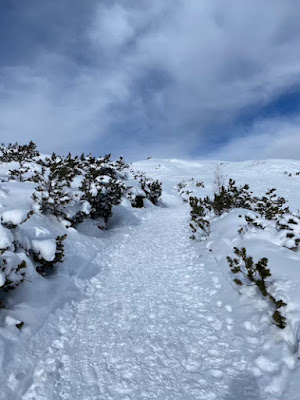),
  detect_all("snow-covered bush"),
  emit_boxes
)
[140,177,162,205]
[129,171,162,208]
[188,179,254,238]
[177,179,204,203]
[1,209,34,229]
[0,223,30,309]
[31,234,67,276]
[36,152,80,184]
[0,141,39,163]
[277,215,300,250]
[0,251,28,293]
[9,163,32,182]
[77,168,126,226]
[188,179,253,218]
[209,179,253,216]
[32,153,76,220]
[32,153,162,227]
[284,170,300,177]
[190,180,291,231]
[188,178,294,332]
[189,197,210,239]
[242,210,300,252]
[227,247,287,329]
[70,155,130,227]
[177,181,187,191]
[0,141,40,182]
[254,188,289,220]
[0,208,66,277]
